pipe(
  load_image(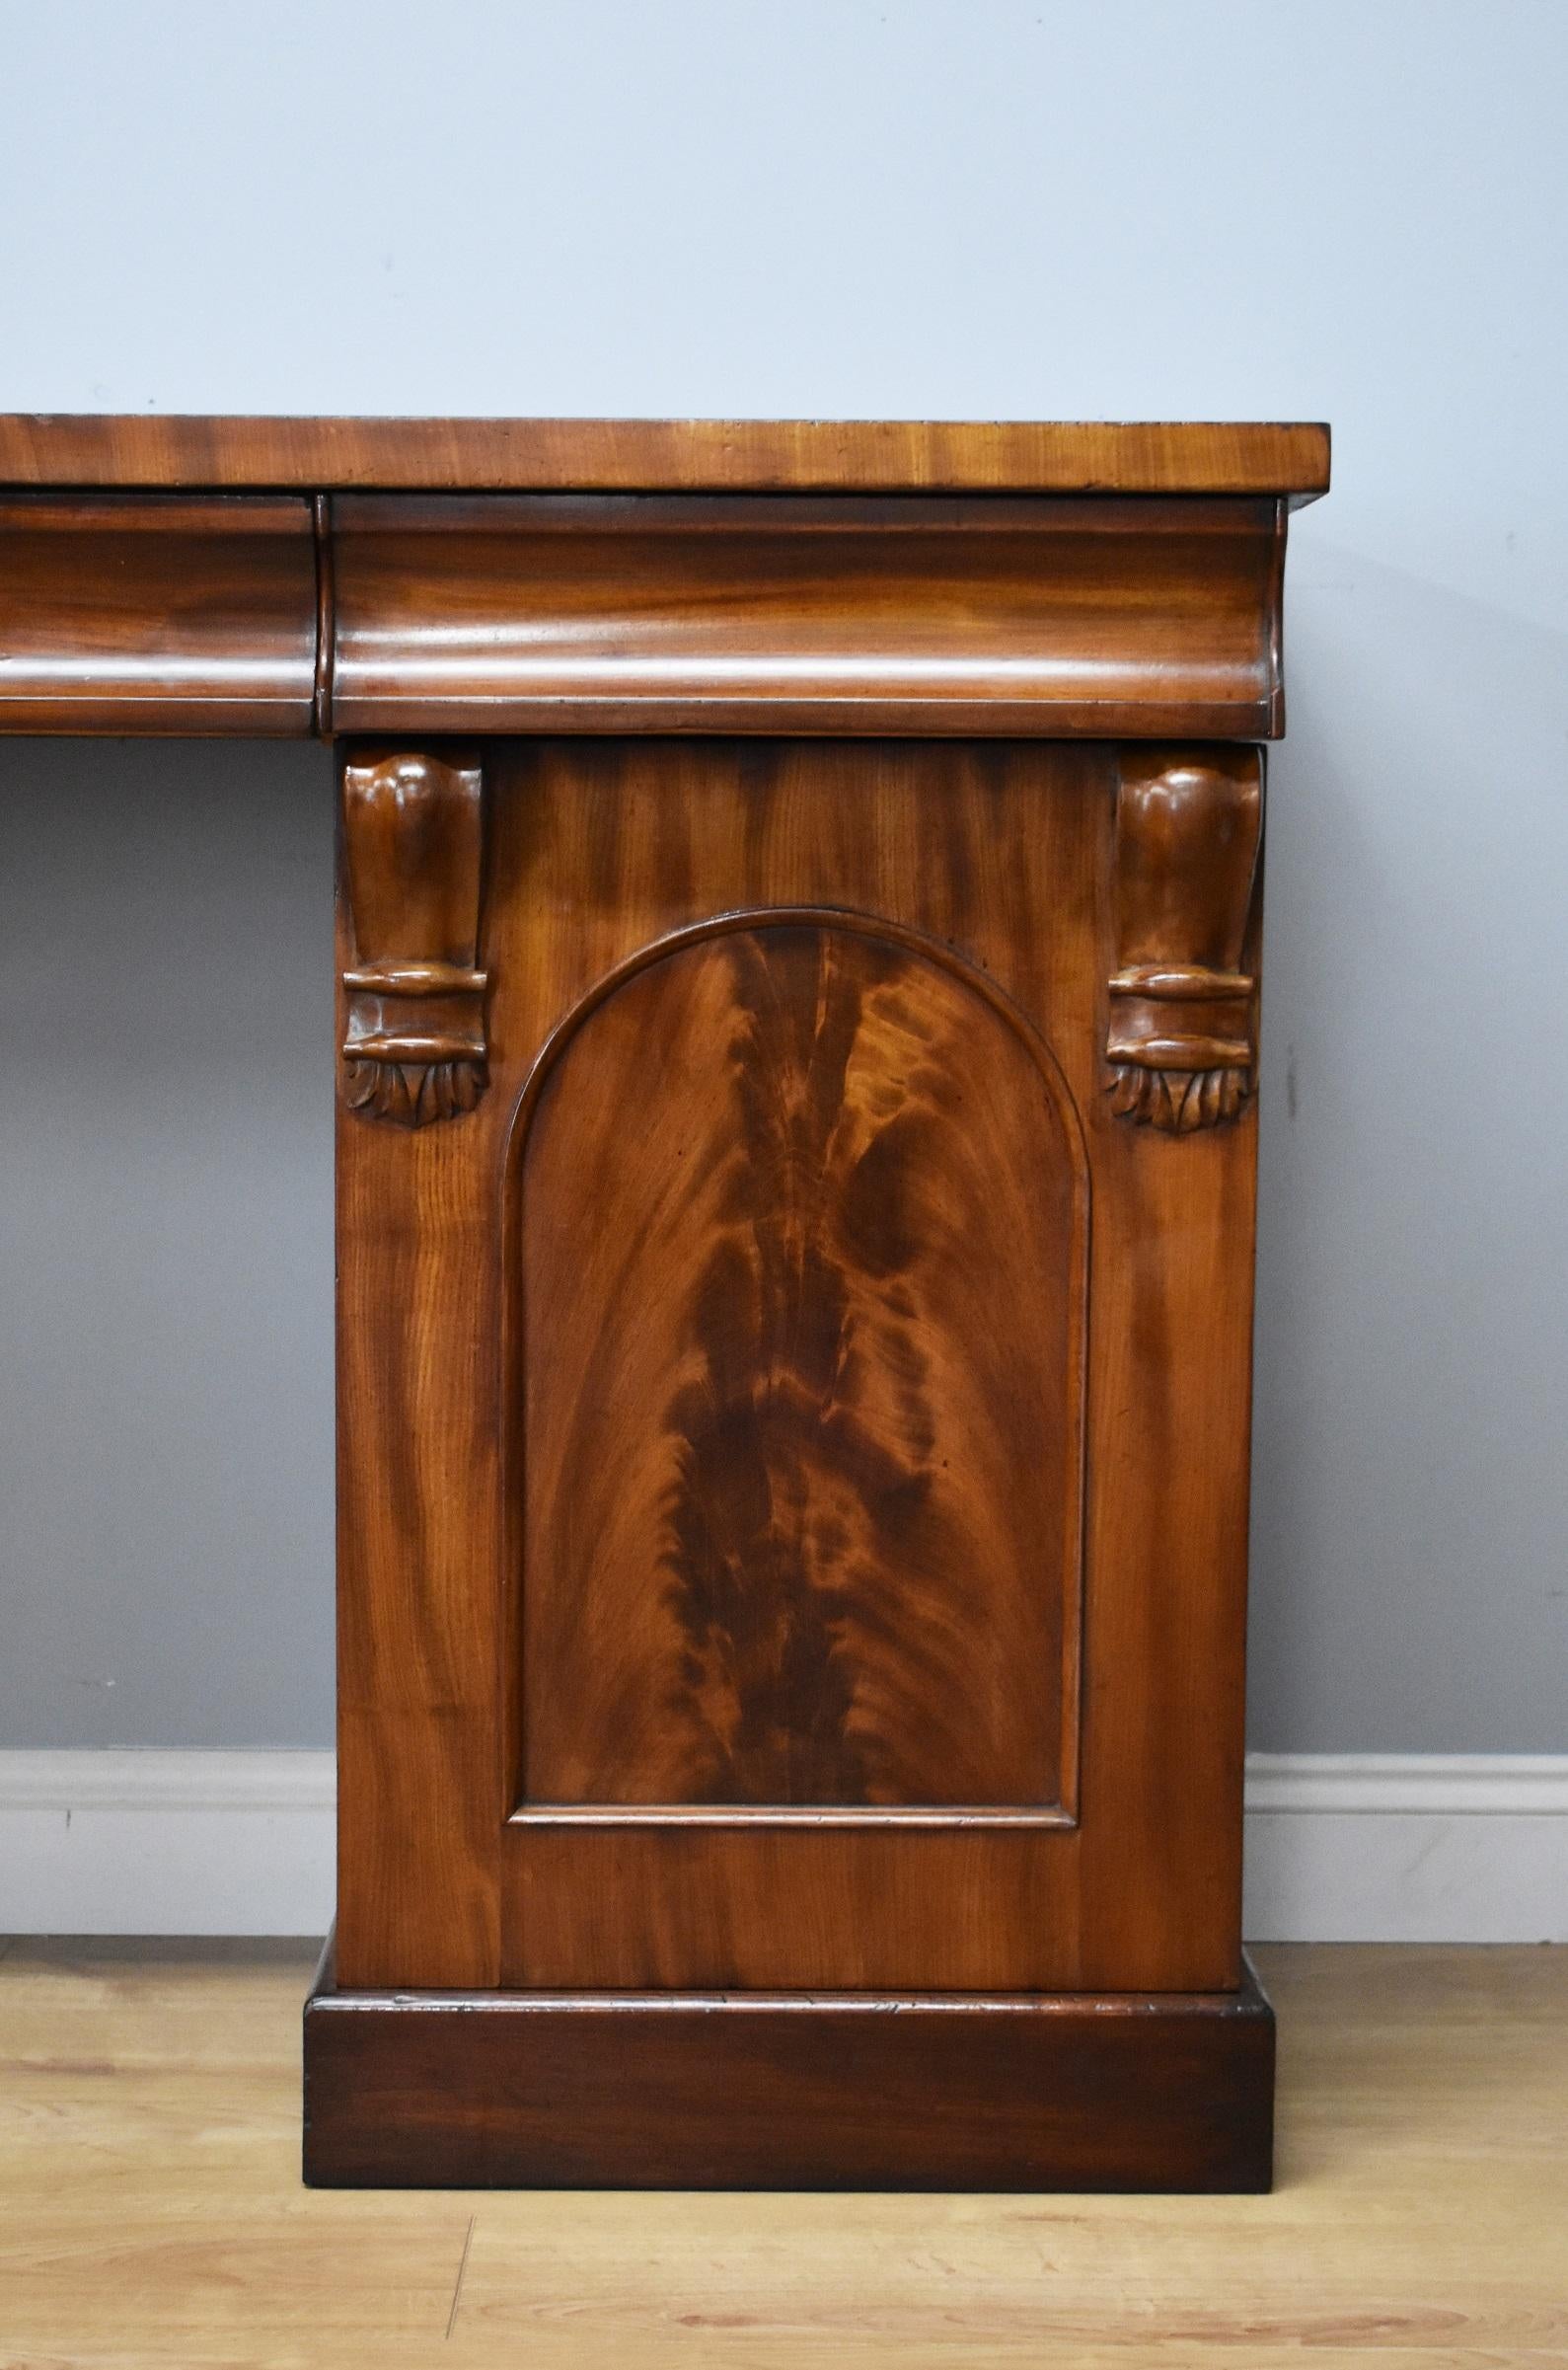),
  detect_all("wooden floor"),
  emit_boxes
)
[1,1941,1565,2367]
